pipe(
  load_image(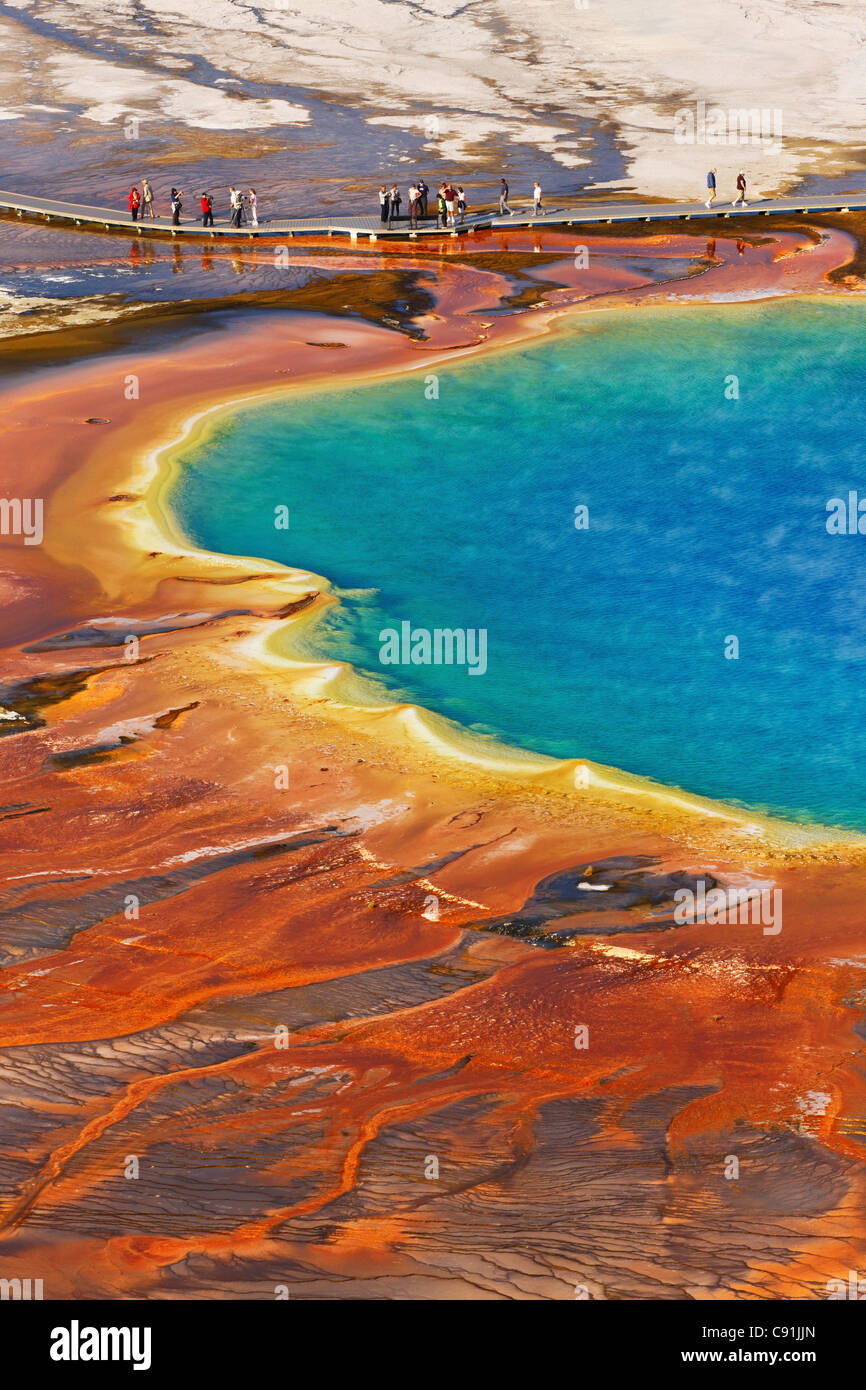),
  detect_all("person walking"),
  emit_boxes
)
[457,186,466,224]
[437,184,447,228]
[498,177,512,216]
[141,178,155,220]
[128,185,141,221]
[379,185,390,224]
[200,192,214,227]
[249,189,258,226]
[170,187,183,226]
[532,180,543,216]
[388,184,401,227]
[733,170,747,207]
[229,186,242,228]
[705,168,717,208]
